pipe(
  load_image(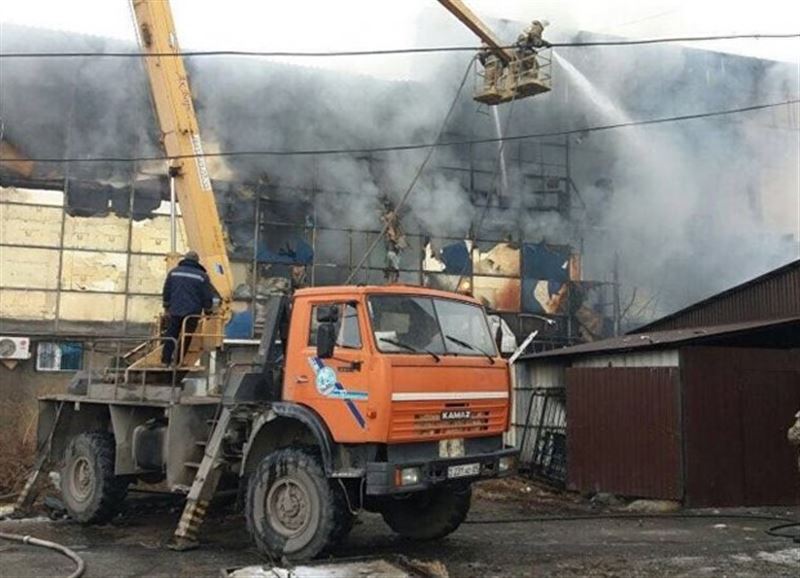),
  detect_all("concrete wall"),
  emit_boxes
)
[0,185,189,335]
